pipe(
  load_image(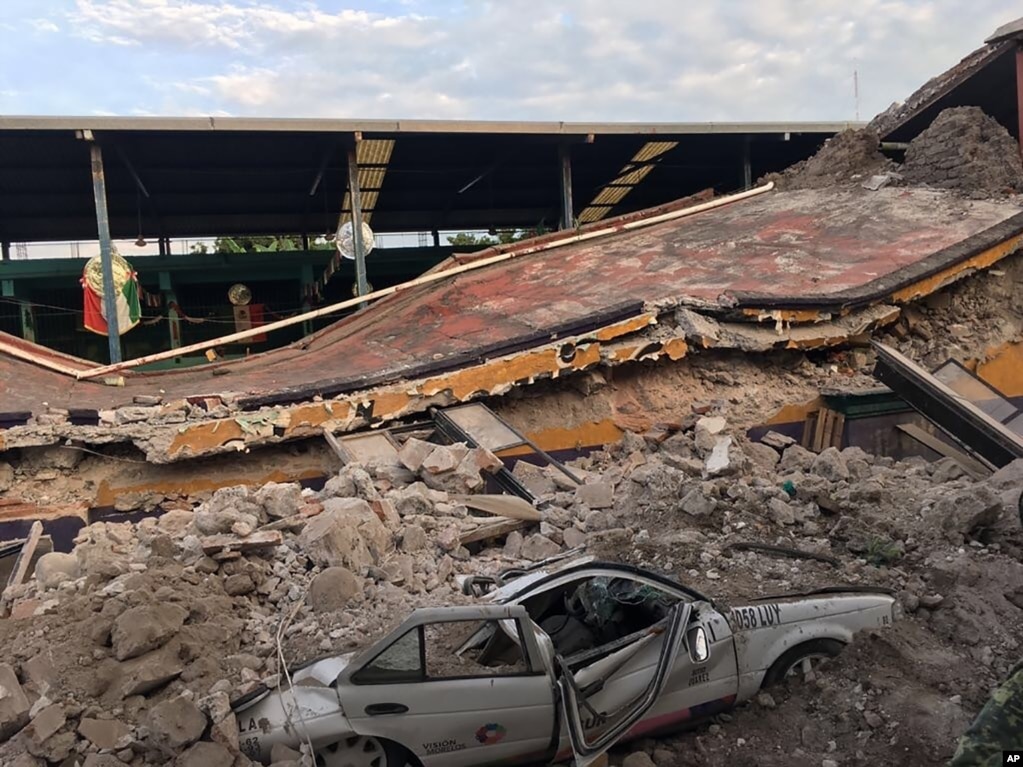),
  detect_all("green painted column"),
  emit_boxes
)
[159,271,181,350]
[300,262,315,336]
[1,279,35,343]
